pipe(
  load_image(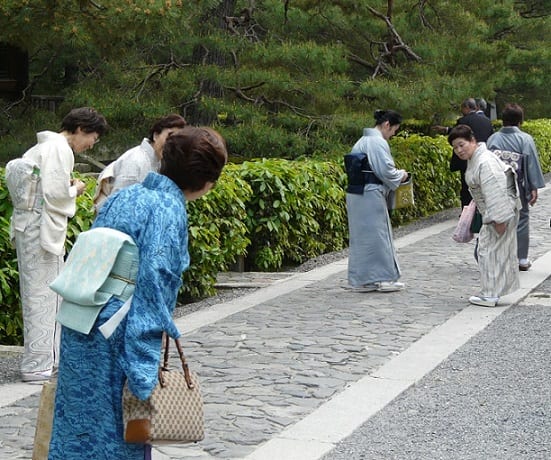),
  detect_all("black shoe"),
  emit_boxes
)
[519,262,531,271]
